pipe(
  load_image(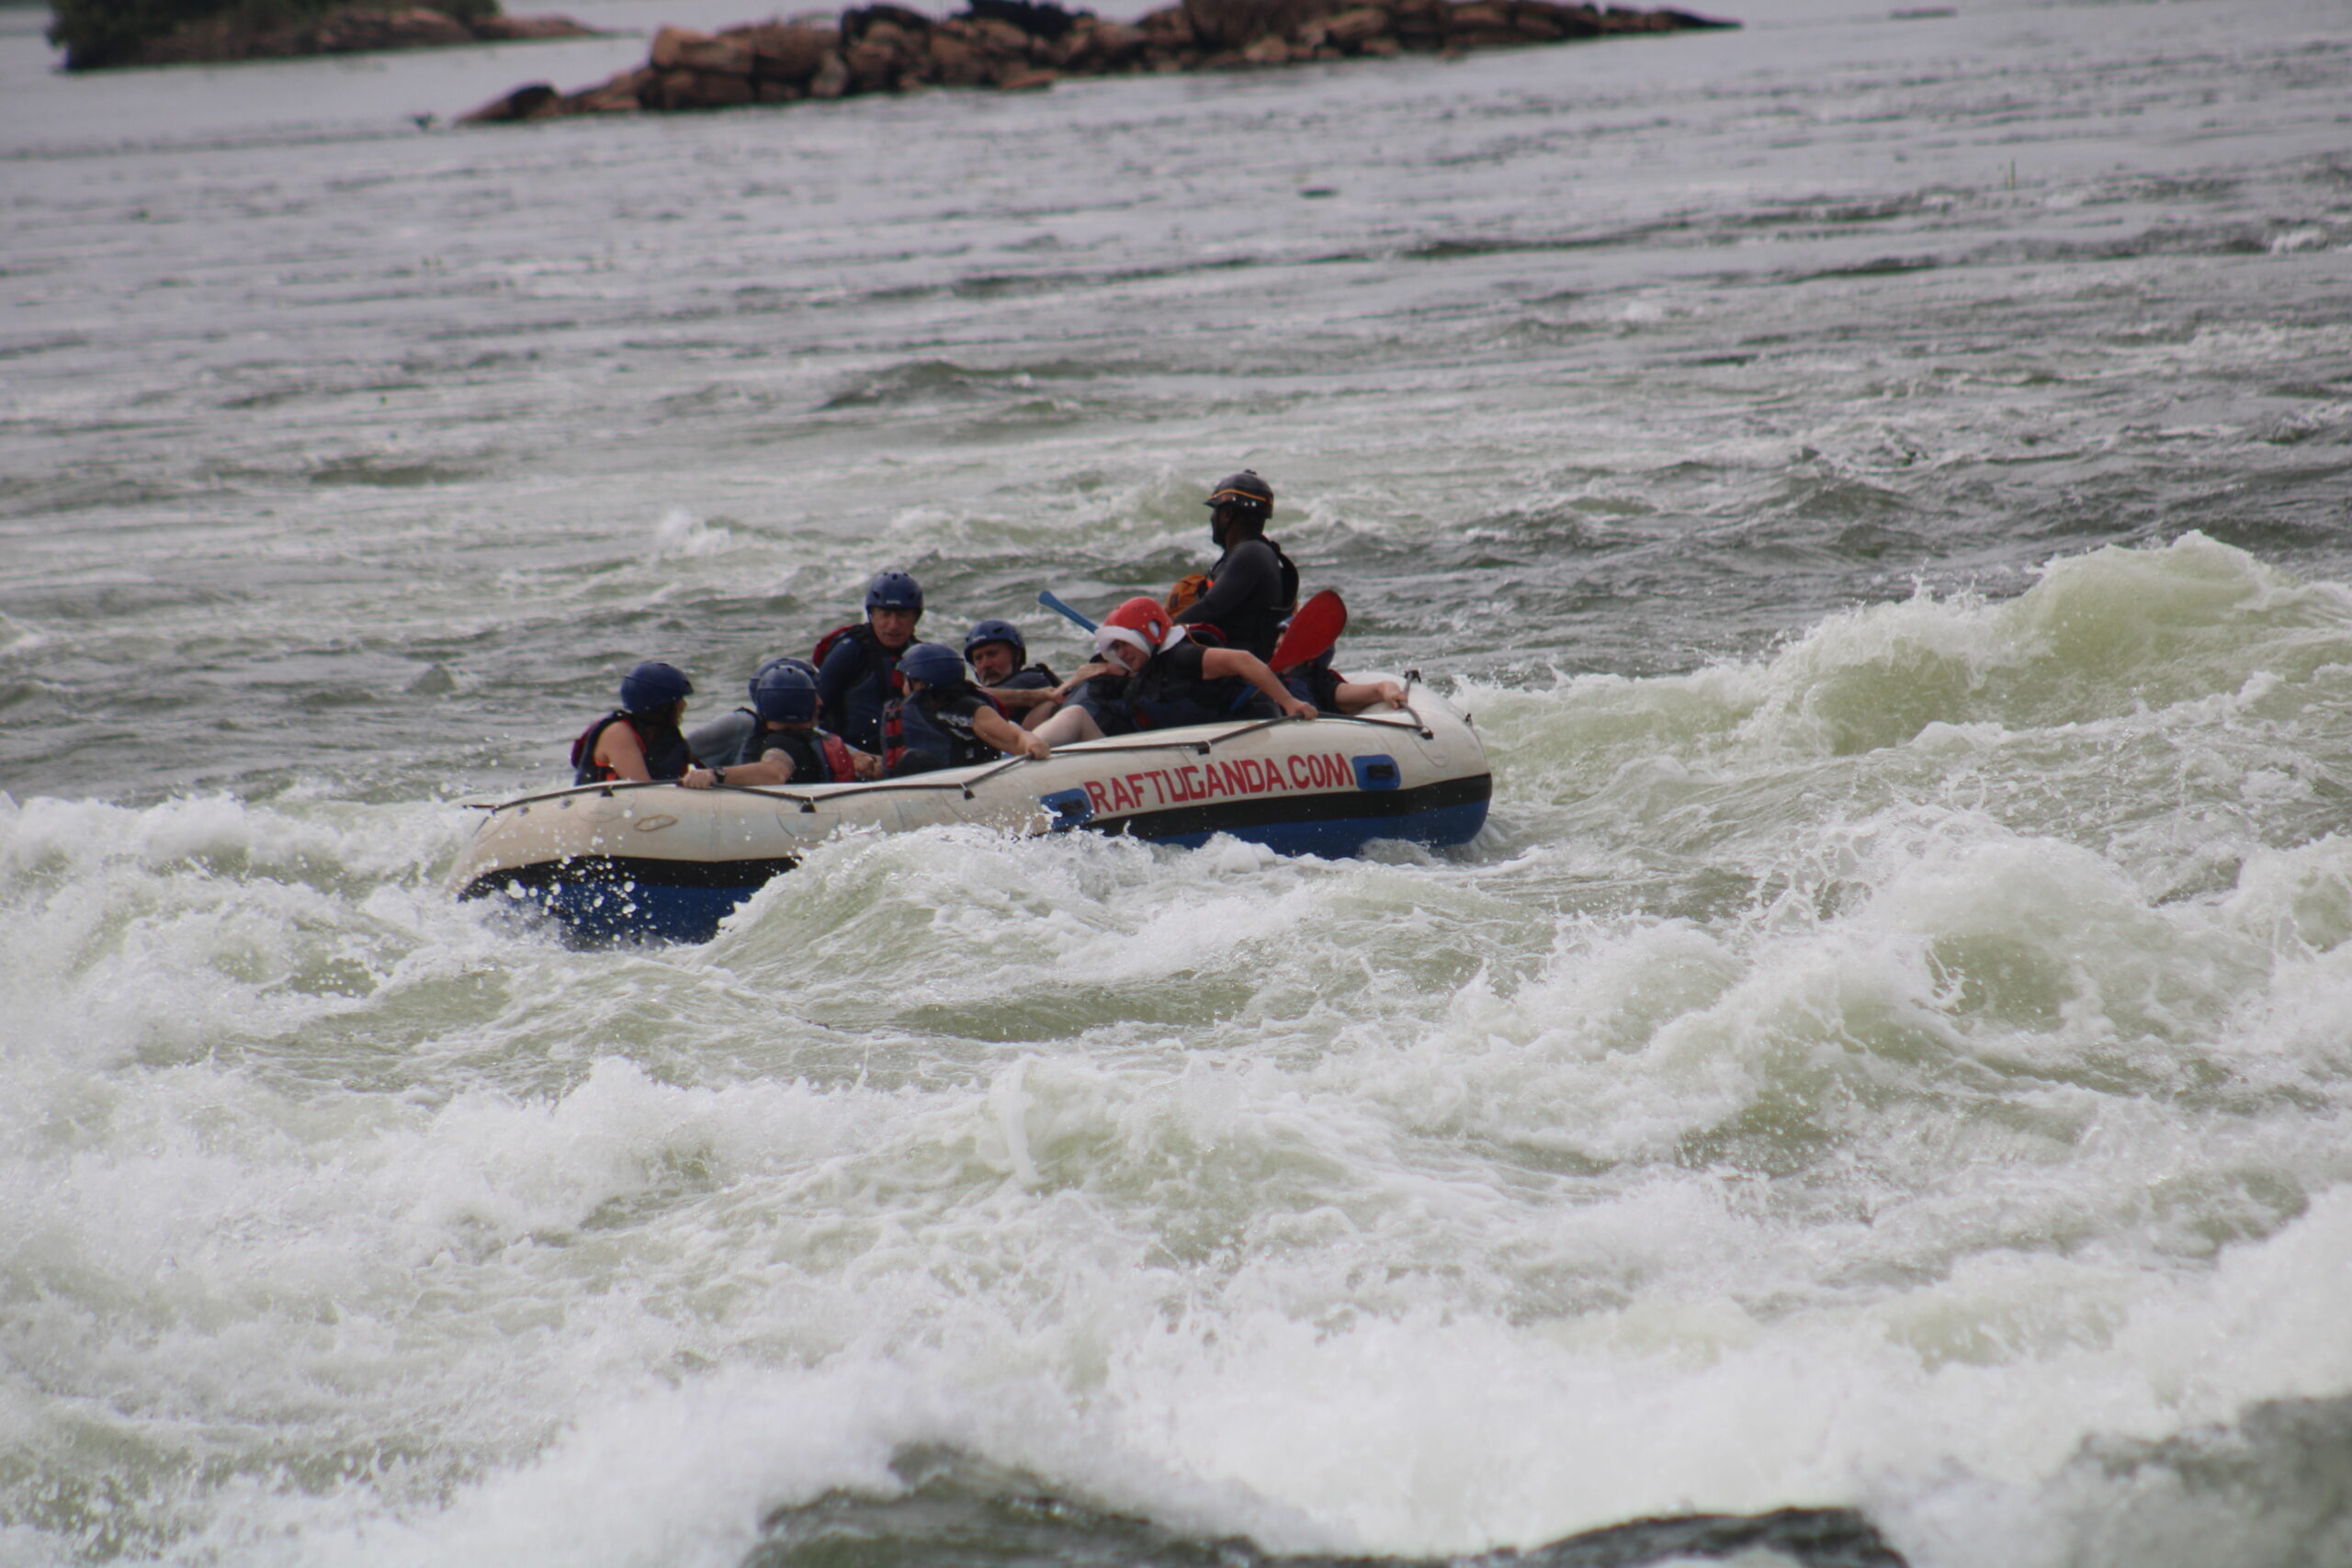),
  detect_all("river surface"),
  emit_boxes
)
[4,0,2352,1563]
